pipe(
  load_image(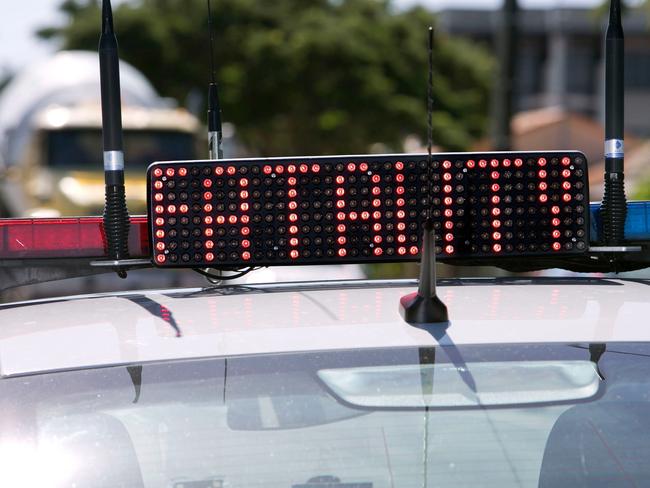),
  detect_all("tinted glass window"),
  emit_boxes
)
[0,343,648,487]
[46,129,196,169]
